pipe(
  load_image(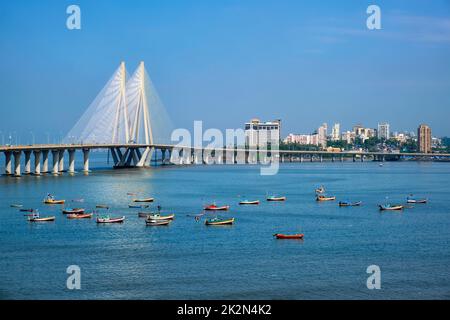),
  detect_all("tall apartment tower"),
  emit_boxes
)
[331,123,340,141]
[377,122,390,140]
[418,124,432,153]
